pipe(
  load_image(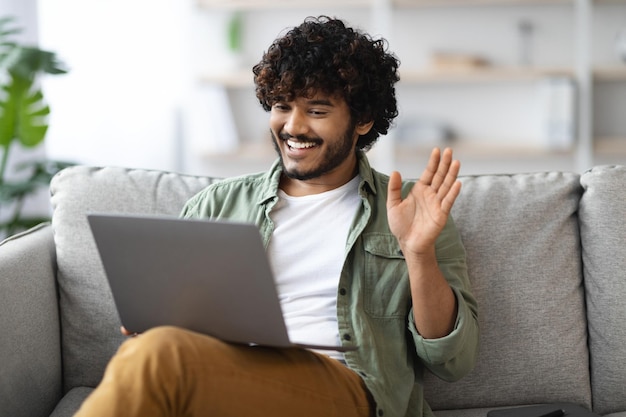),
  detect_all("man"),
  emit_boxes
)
[74,16,479,417]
